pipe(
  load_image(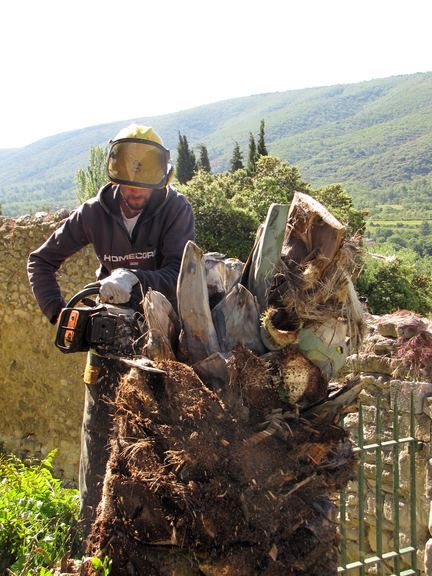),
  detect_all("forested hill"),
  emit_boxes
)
[0,72,431,215]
